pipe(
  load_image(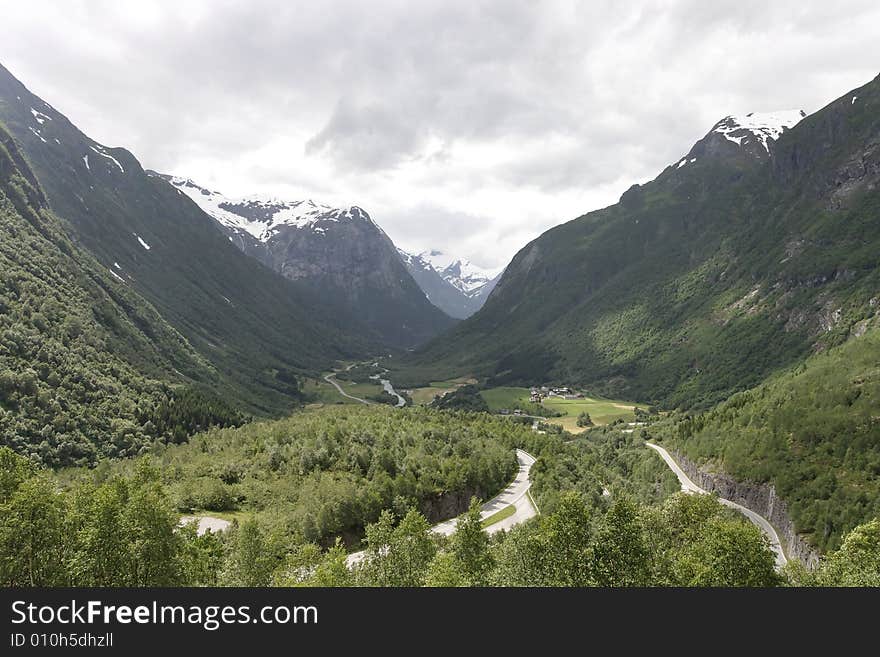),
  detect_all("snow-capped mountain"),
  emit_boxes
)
[710,110,807,153]
[166,177,377,245]
[416,250,503,296]
[165,176,455,348]
[673,109,808,169]
[398,249,503,319]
